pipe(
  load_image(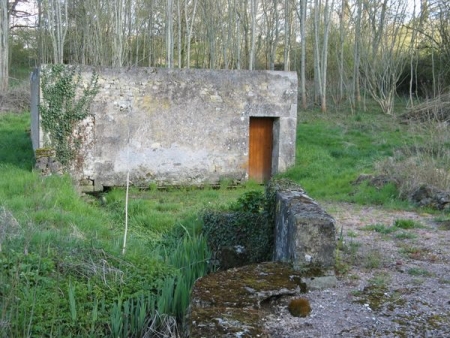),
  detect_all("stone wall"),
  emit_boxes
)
[273,187,336,273]
[31,67,298,189]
